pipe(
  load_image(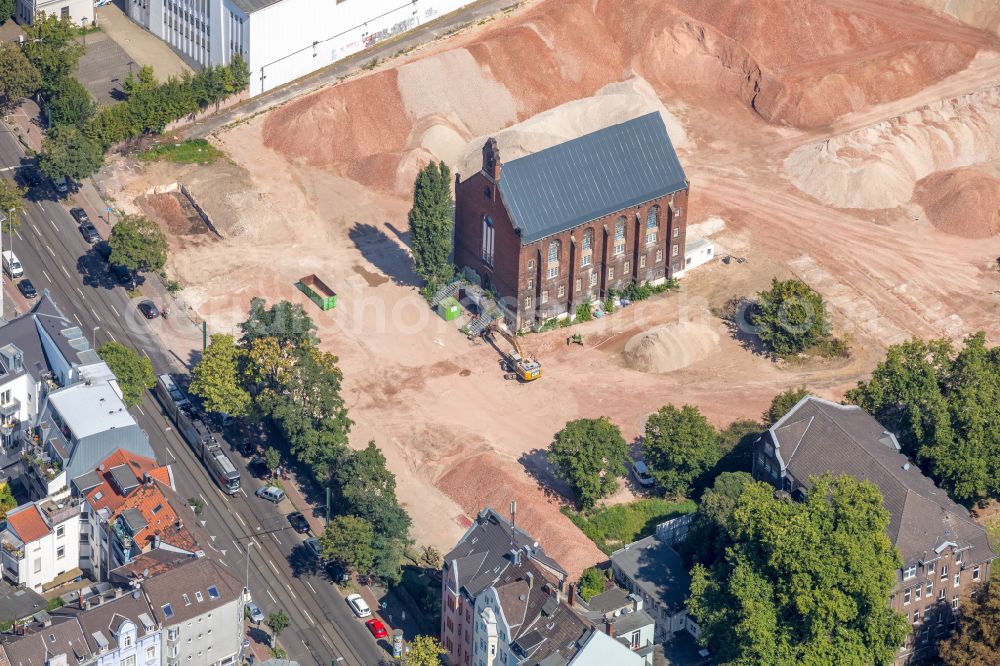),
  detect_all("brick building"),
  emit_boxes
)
[753,396,996,664]
[454,112,690,330]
